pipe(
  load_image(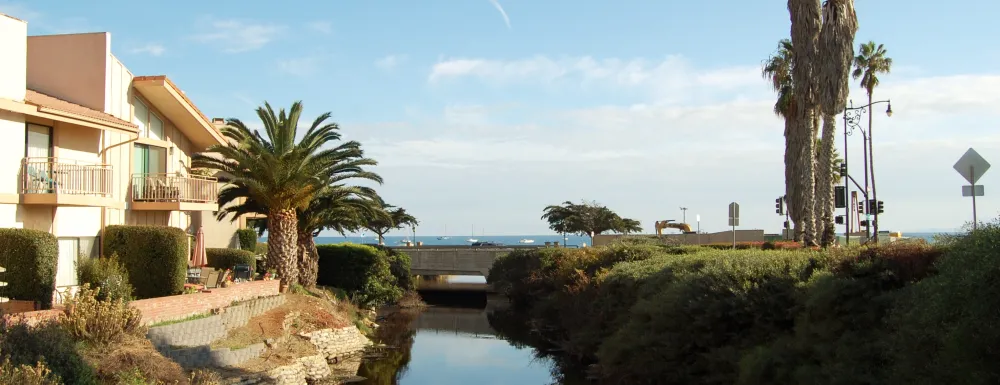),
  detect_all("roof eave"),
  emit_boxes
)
[132,76,226,149]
